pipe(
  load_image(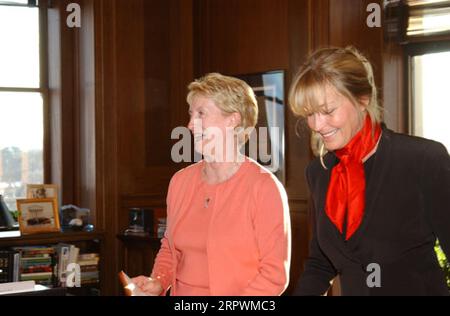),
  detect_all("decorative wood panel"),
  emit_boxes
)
[92,0,120,296]
[194,0,290,76]
[328,0,384,91]
[285,0,314,200]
